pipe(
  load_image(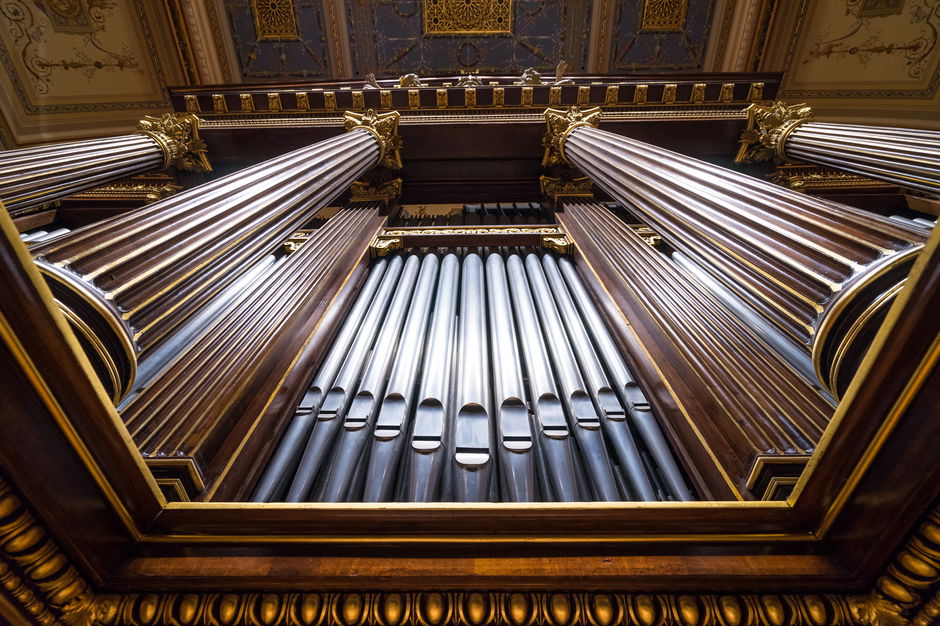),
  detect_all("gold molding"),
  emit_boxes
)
[0,475,96,625]
[769,165,894,192]
[735,101,814,164]
[541,106,603,167]
[343,110,404,170]
[136,113,212,172]
[69,174,183,204]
